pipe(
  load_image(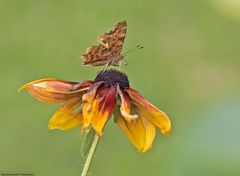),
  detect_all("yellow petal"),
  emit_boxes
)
[81,82,104,129]
[117,113,156,152]
[125,88,171,135]
[117,85,138,122]
[81,98,98,129]
[91,109,110,136]
[82,84,117,136]
[19,78,93,103]
[48,97,83,130]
